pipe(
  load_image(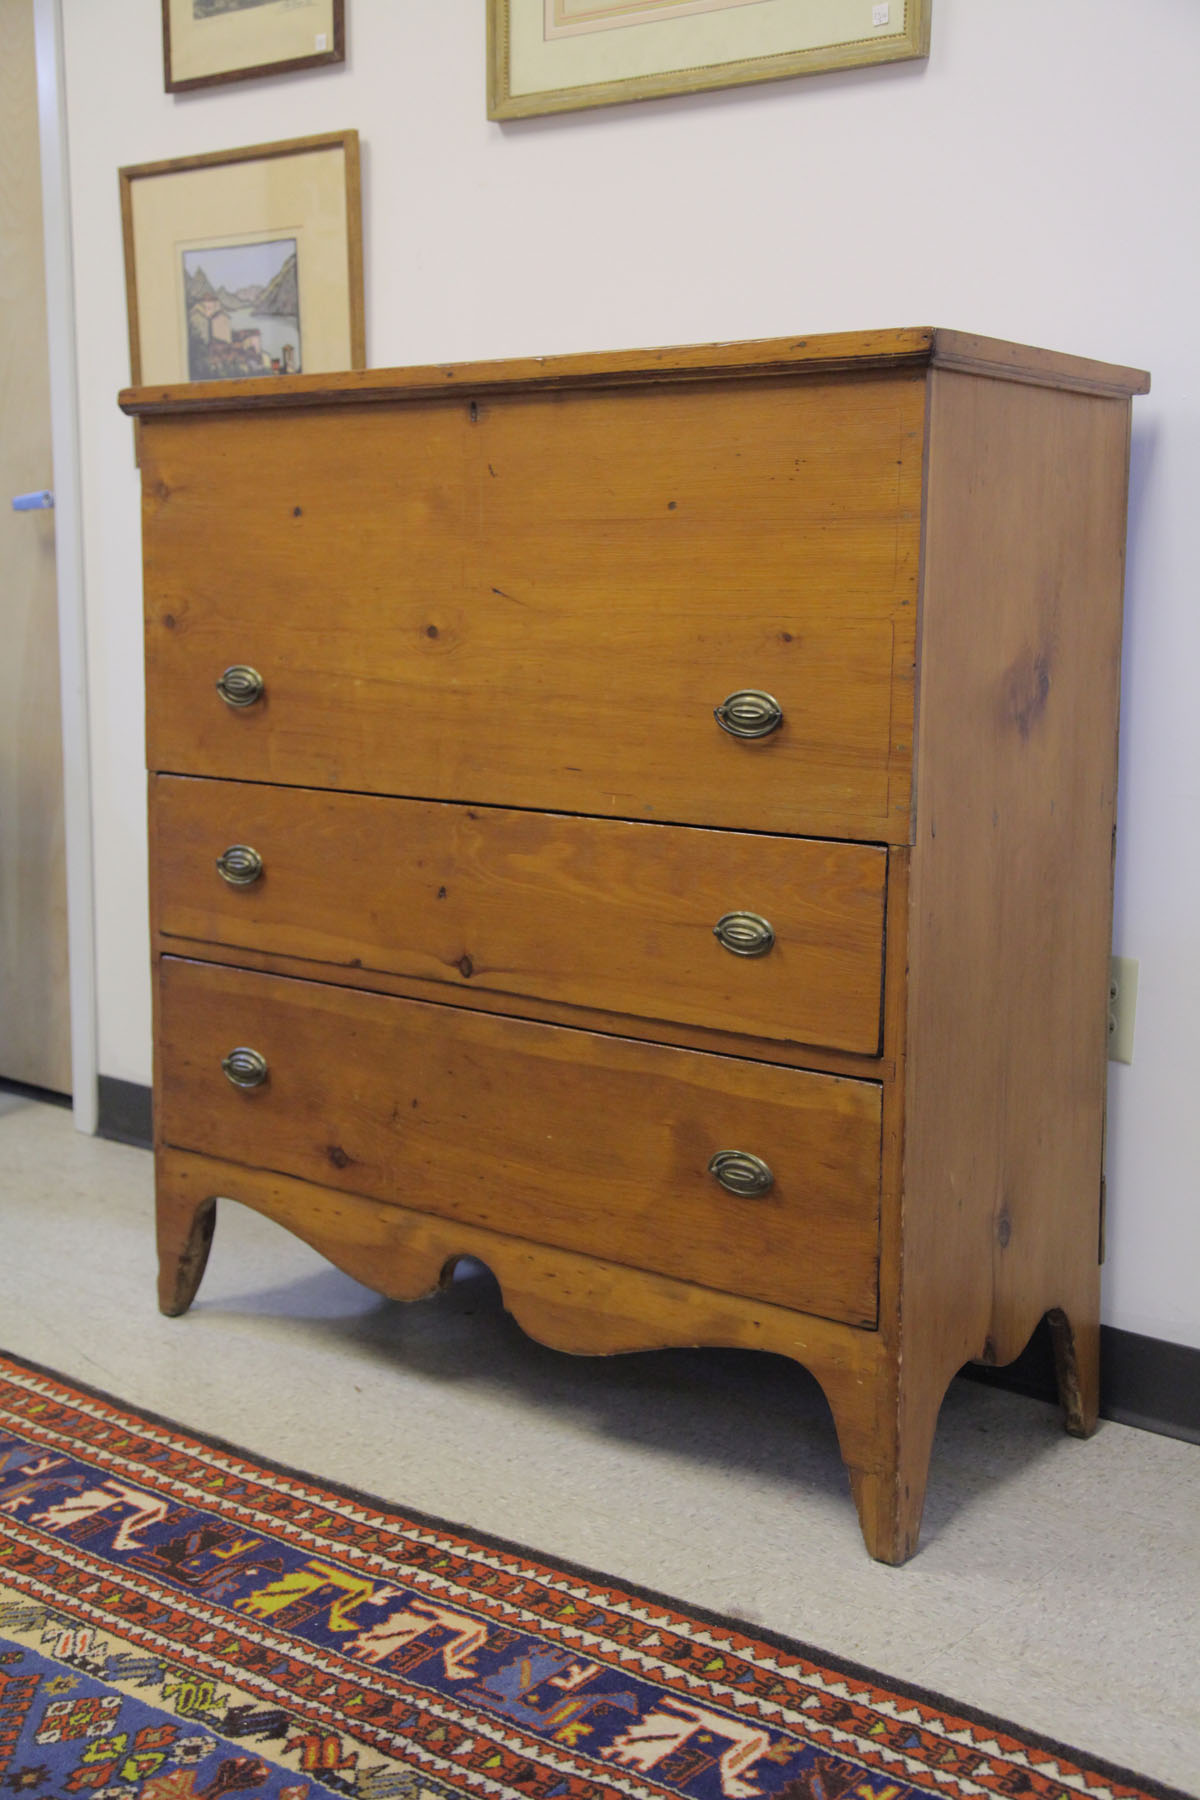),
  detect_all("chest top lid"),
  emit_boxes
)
[118,326,1150,420]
